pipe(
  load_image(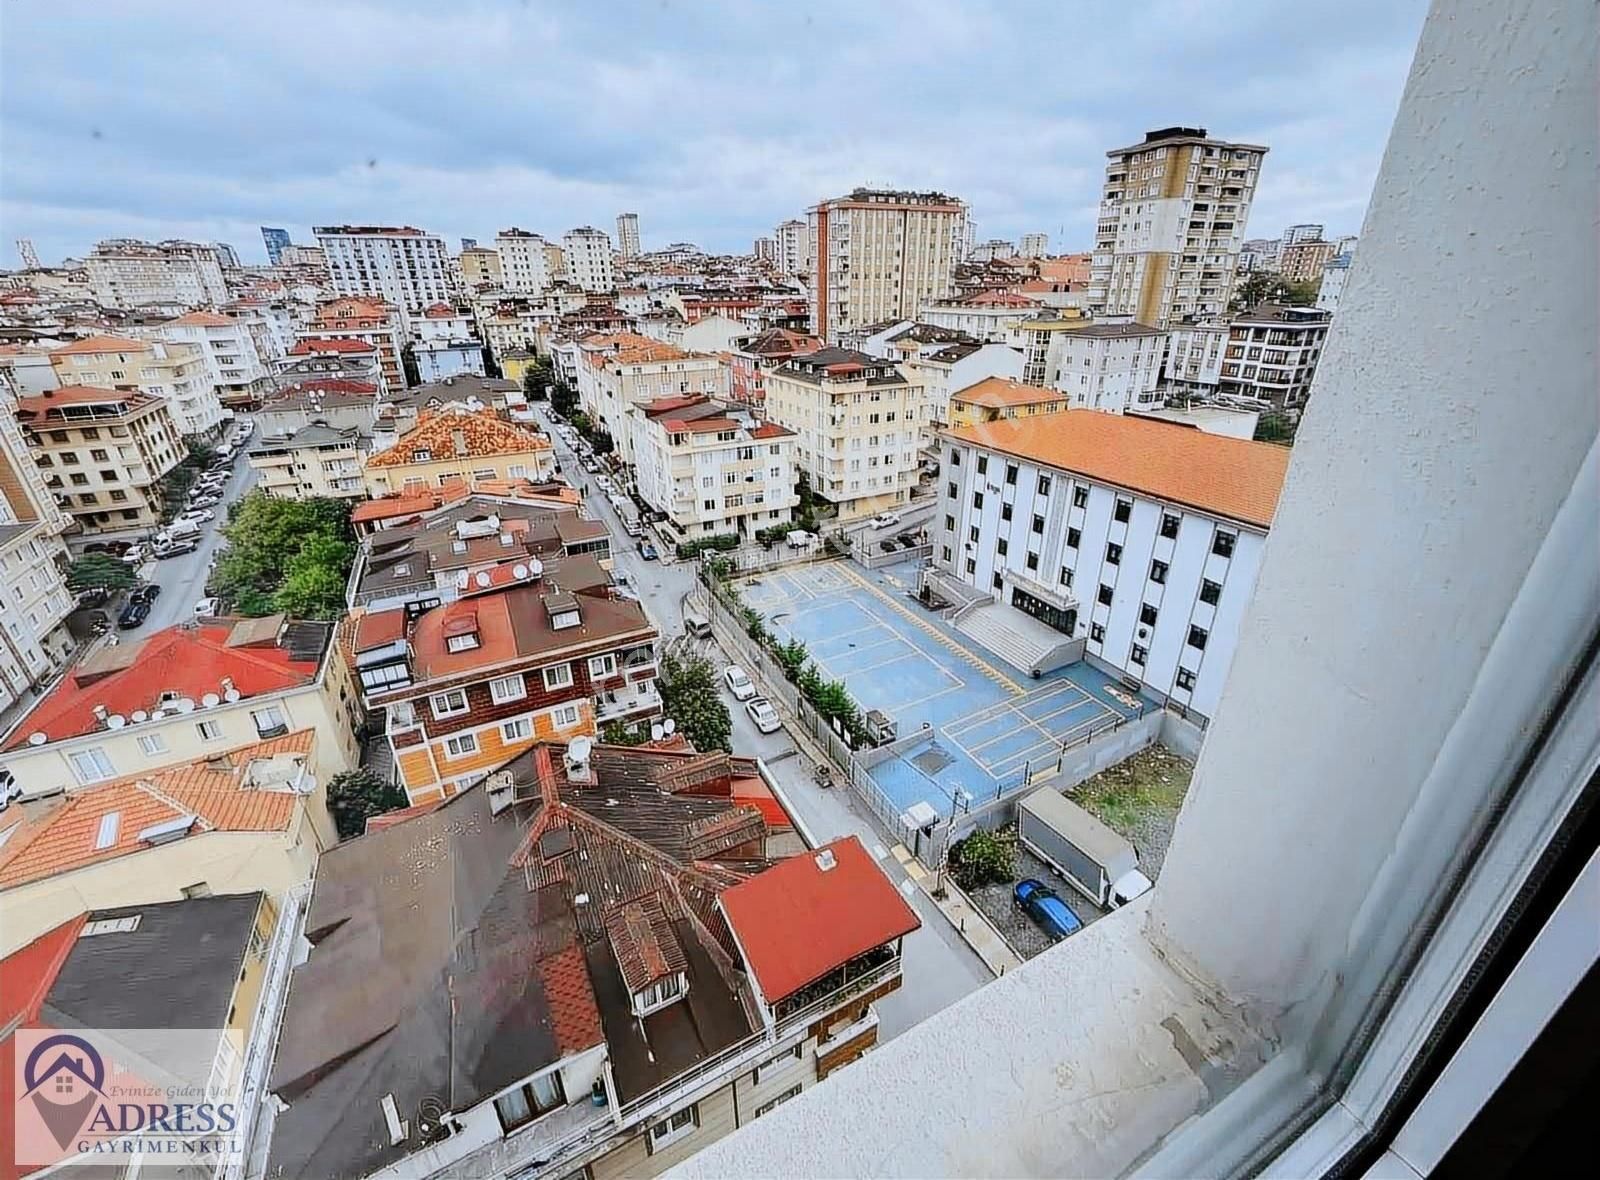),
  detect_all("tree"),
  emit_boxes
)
[274,534,355,617]
[947,828,1017,891]
[589,429,615,456]
[522,366,546,401]
[210,492,356,619]
[600,720,649,746]
[326,768,411,840]
[67,554,136,594]
[1229,272,1320,313]
[773,639,809,682]
[657,651,733,753]
[550,380,577,417]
